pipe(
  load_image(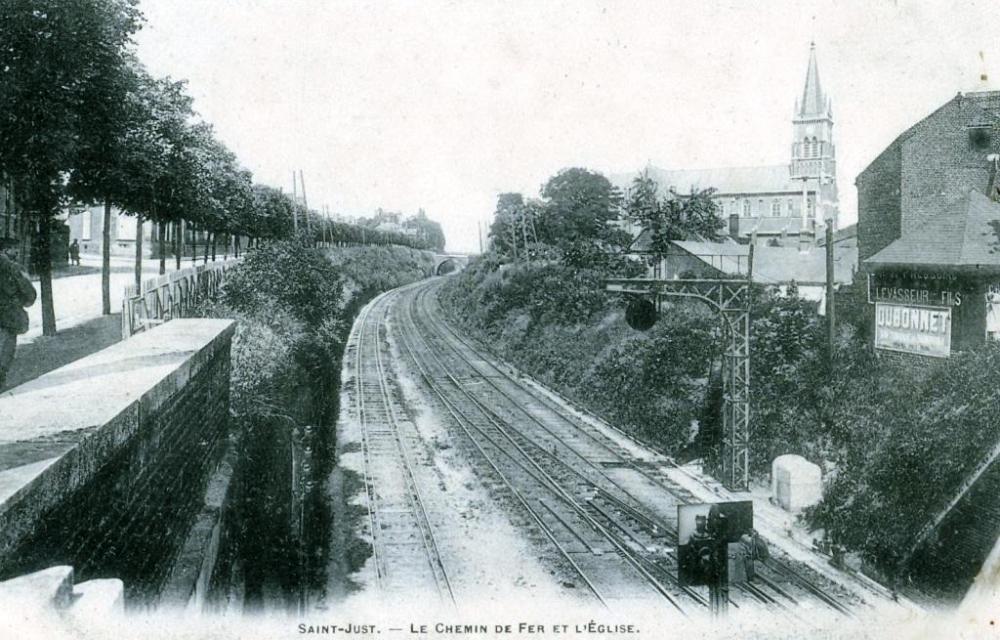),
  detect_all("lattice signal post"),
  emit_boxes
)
[605,247,754,491]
